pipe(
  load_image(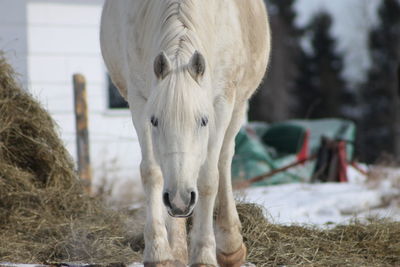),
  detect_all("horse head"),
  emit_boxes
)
[147,51,212,217]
